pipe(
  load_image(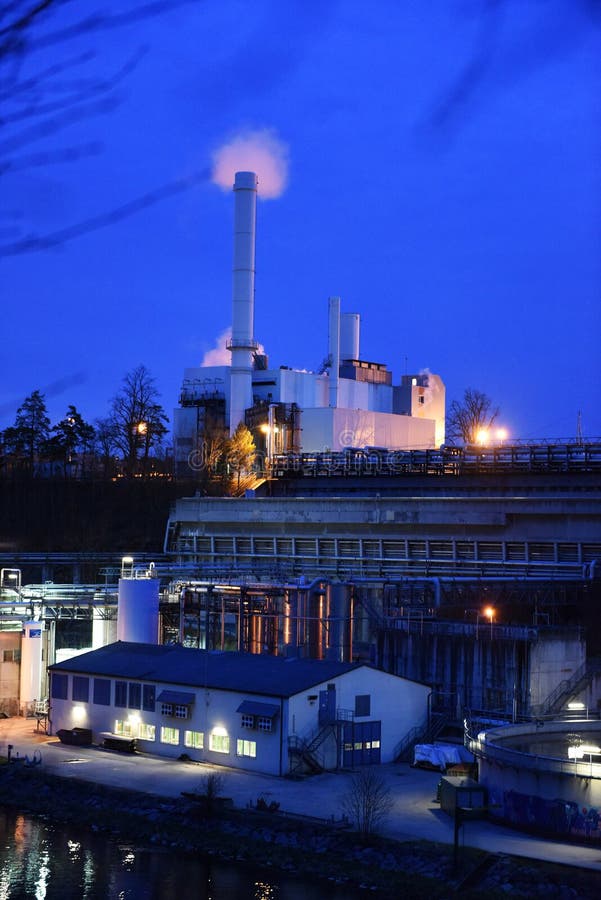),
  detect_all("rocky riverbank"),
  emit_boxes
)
[1,764,600,899]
